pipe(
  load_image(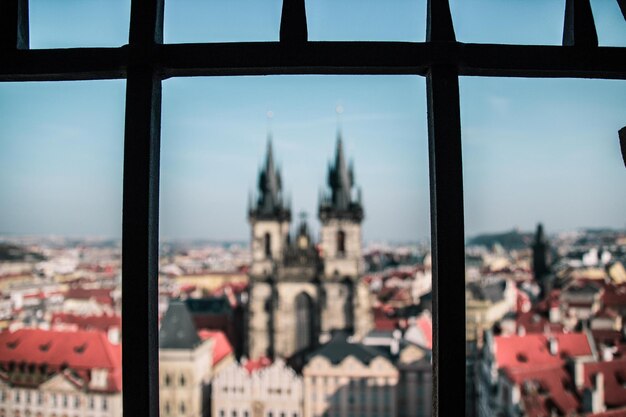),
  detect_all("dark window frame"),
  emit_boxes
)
[1,0,625,416]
